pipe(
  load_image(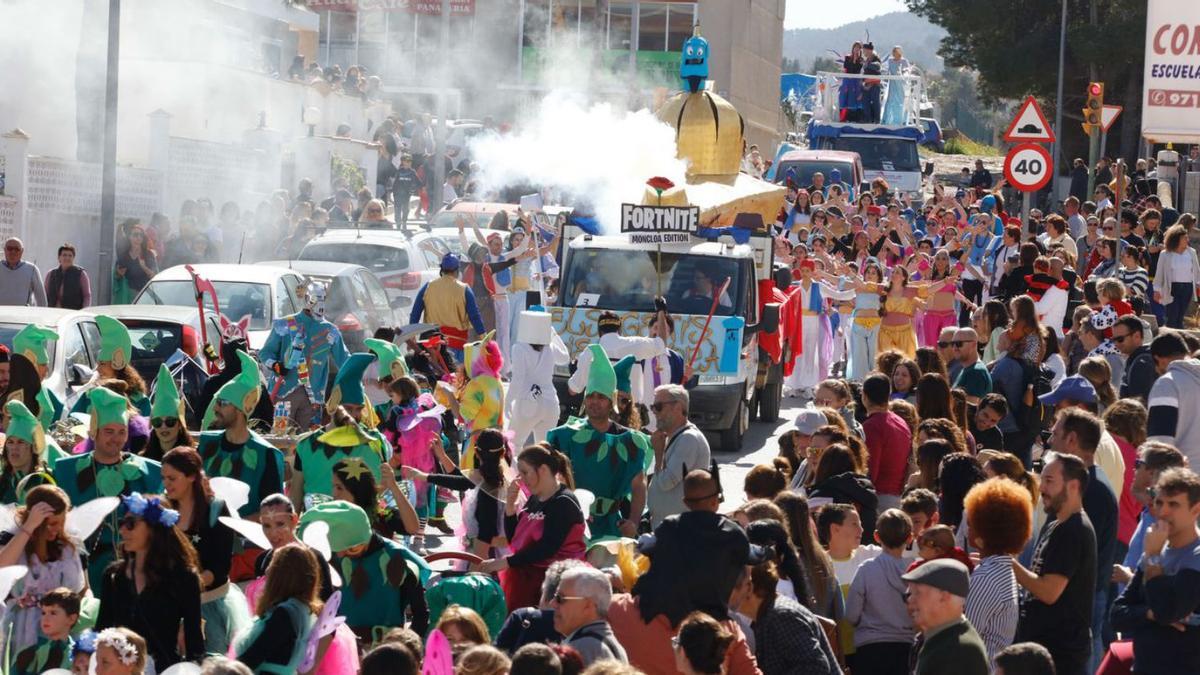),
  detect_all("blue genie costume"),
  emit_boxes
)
[680,26,708,93]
